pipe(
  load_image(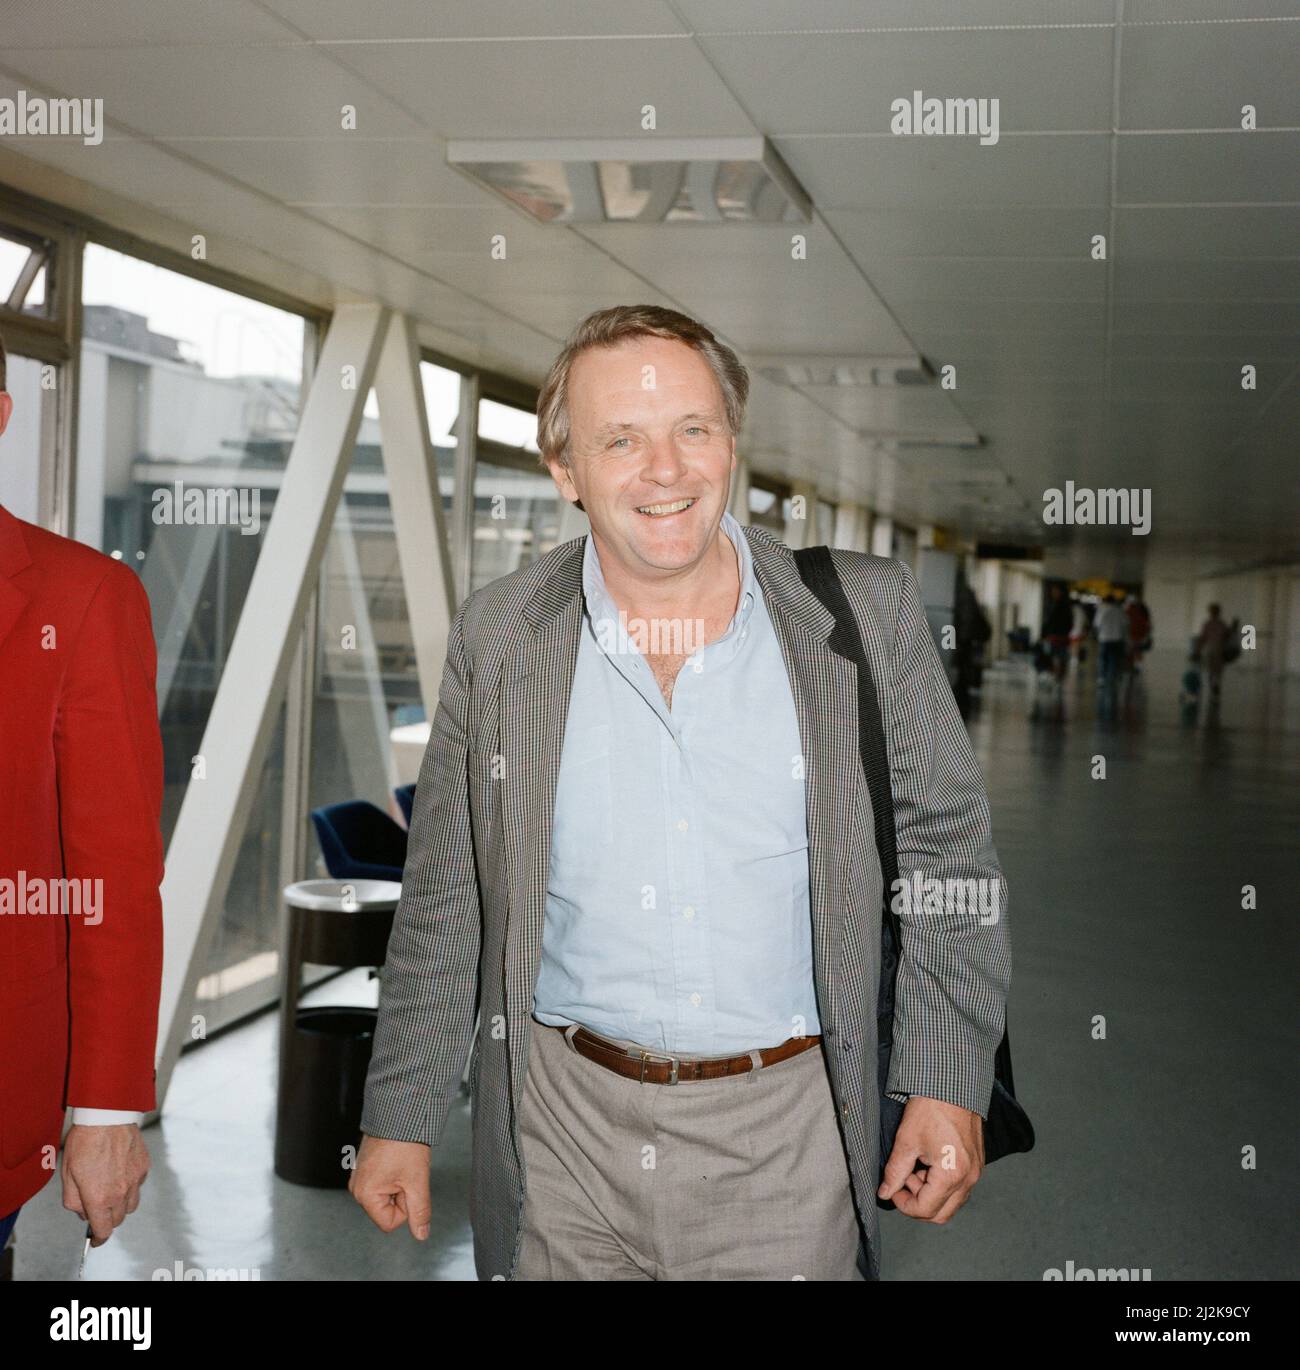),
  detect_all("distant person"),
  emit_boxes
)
[1094,594,1129,697]
[1070,596,1089,667]
[1125,596,1152,675]
[1042,582,1073,682]
[952,566,991,714]
[1195,603,1233,703]
[0,329,165,1261]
